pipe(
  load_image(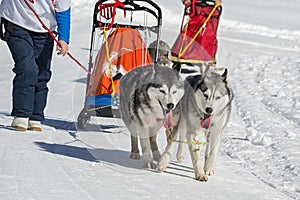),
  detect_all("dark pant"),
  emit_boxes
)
[6,22,54,121]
